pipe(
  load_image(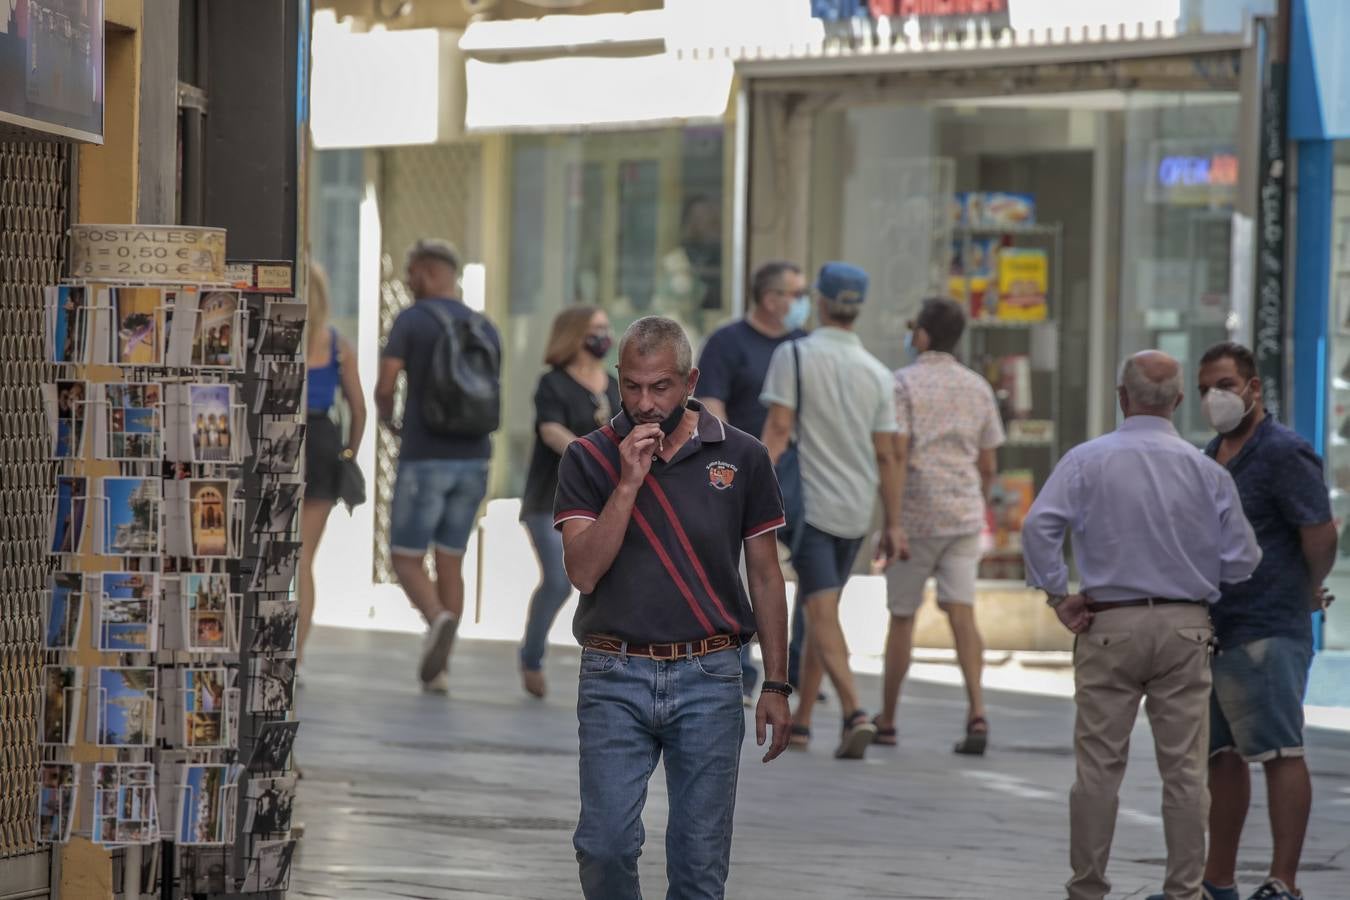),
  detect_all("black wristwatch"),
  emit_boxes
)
[760,680,794,697]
